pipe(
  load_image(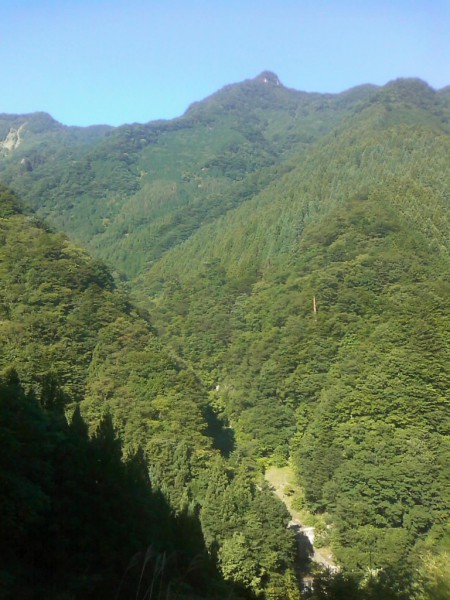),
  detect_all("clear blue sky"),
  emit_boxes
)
[1,0,448,126]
